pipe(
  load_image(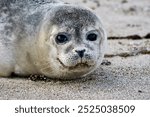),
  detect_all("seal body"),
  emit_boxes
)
[0,0,107,79]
